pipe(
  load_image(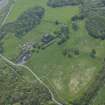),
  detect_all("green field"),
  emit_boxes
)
[1,0,105,104]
